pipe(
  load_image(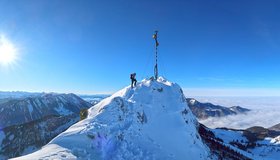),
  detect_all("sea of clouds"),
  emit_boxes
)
[193,97,280,129]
